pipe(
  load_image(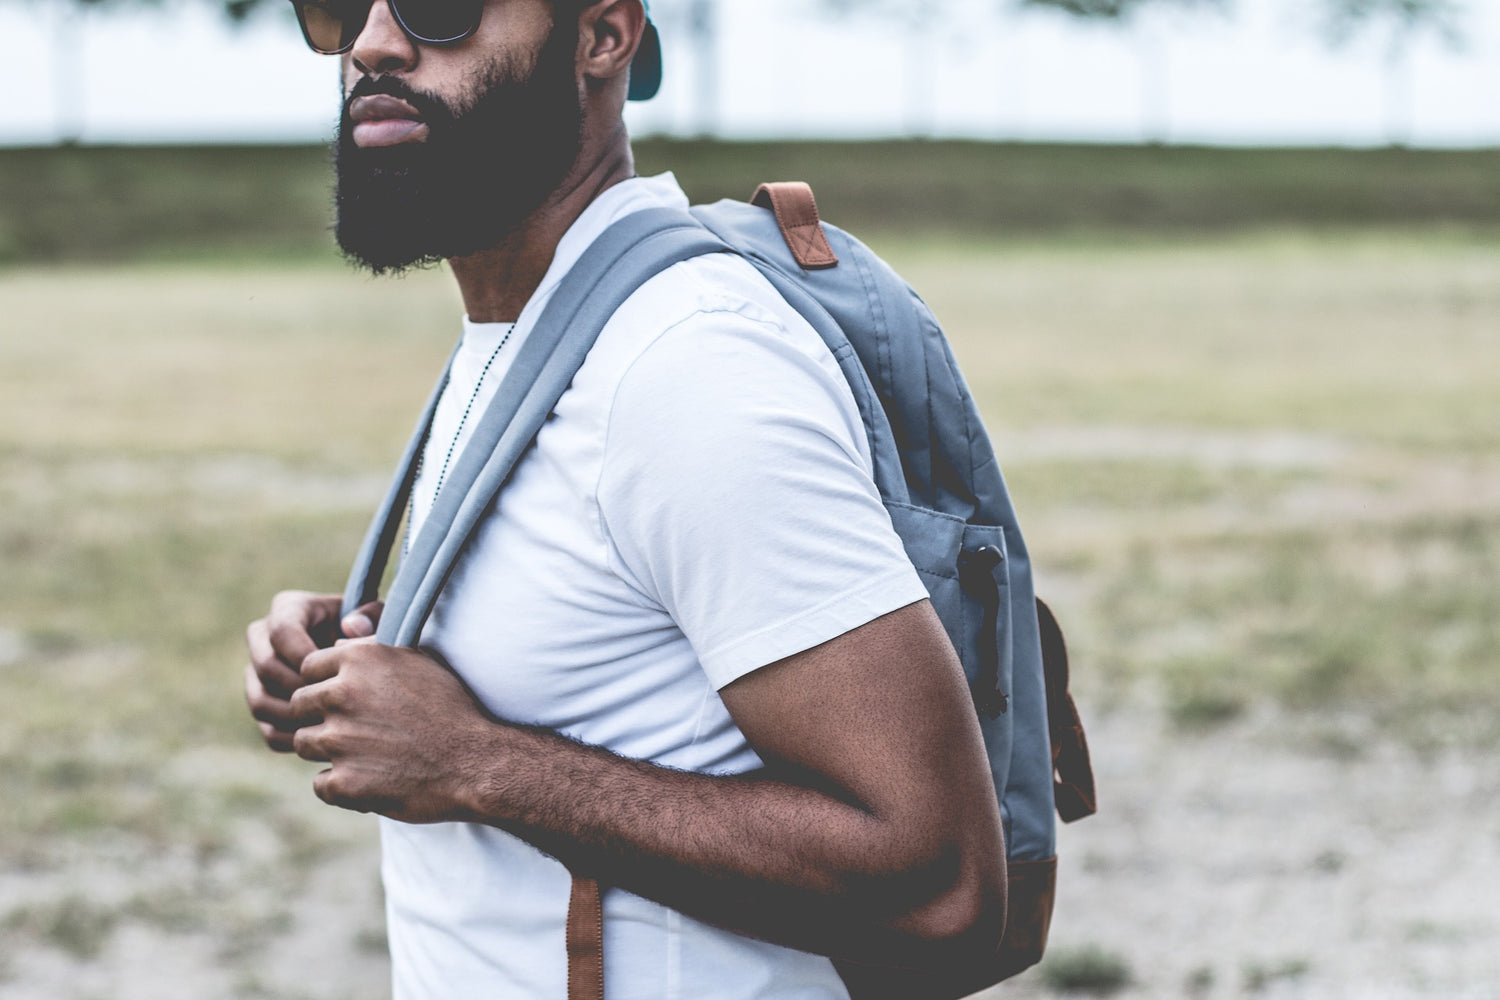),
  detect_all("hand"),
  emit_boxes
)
[243,590,384,752]
[289,640,495,824]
